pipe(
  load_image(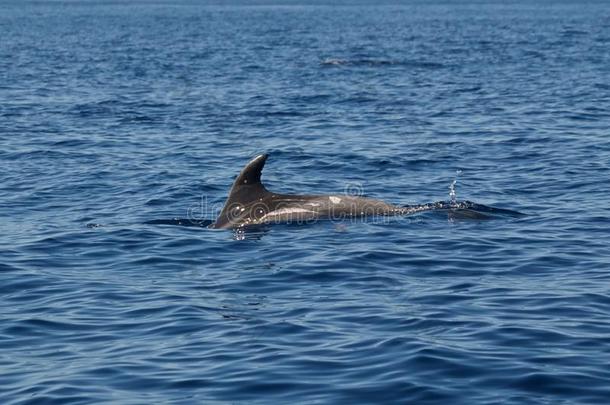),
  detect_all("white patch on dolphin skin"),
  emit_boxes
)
[259,207,315,222]
[329,196,342,204]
